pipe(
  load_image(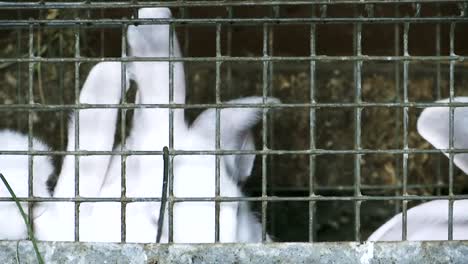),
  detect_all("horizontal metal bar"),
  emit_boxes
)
[0,148,467,156]
[250,182,450,192]
[0,0,465,9]
[2,194,468,203]
[0,17,467,28]
[0,55,467,63]
[1,101,468,111]
[2,241,468,264]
